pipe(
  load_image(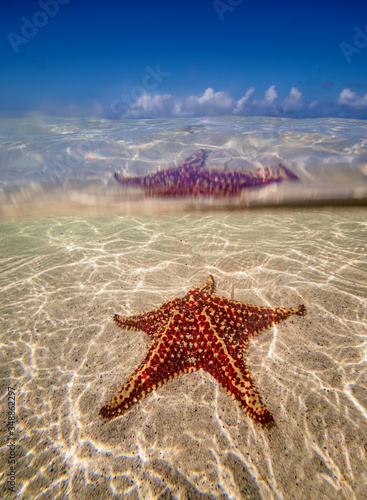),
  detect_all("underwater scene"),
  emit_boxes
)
[1,116,367,499]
